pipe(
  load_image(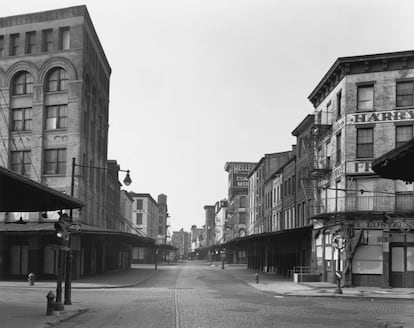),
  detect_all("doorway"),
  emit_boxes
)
[391,245,414,287]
